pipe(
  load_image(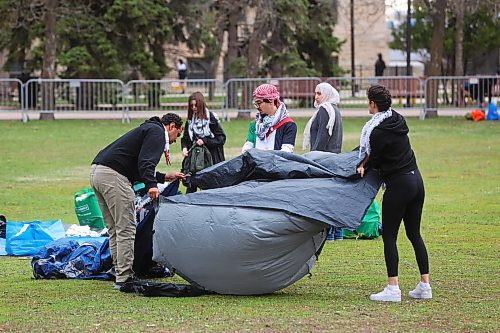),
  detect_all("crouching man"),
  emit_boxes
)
[90,113,185,290]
